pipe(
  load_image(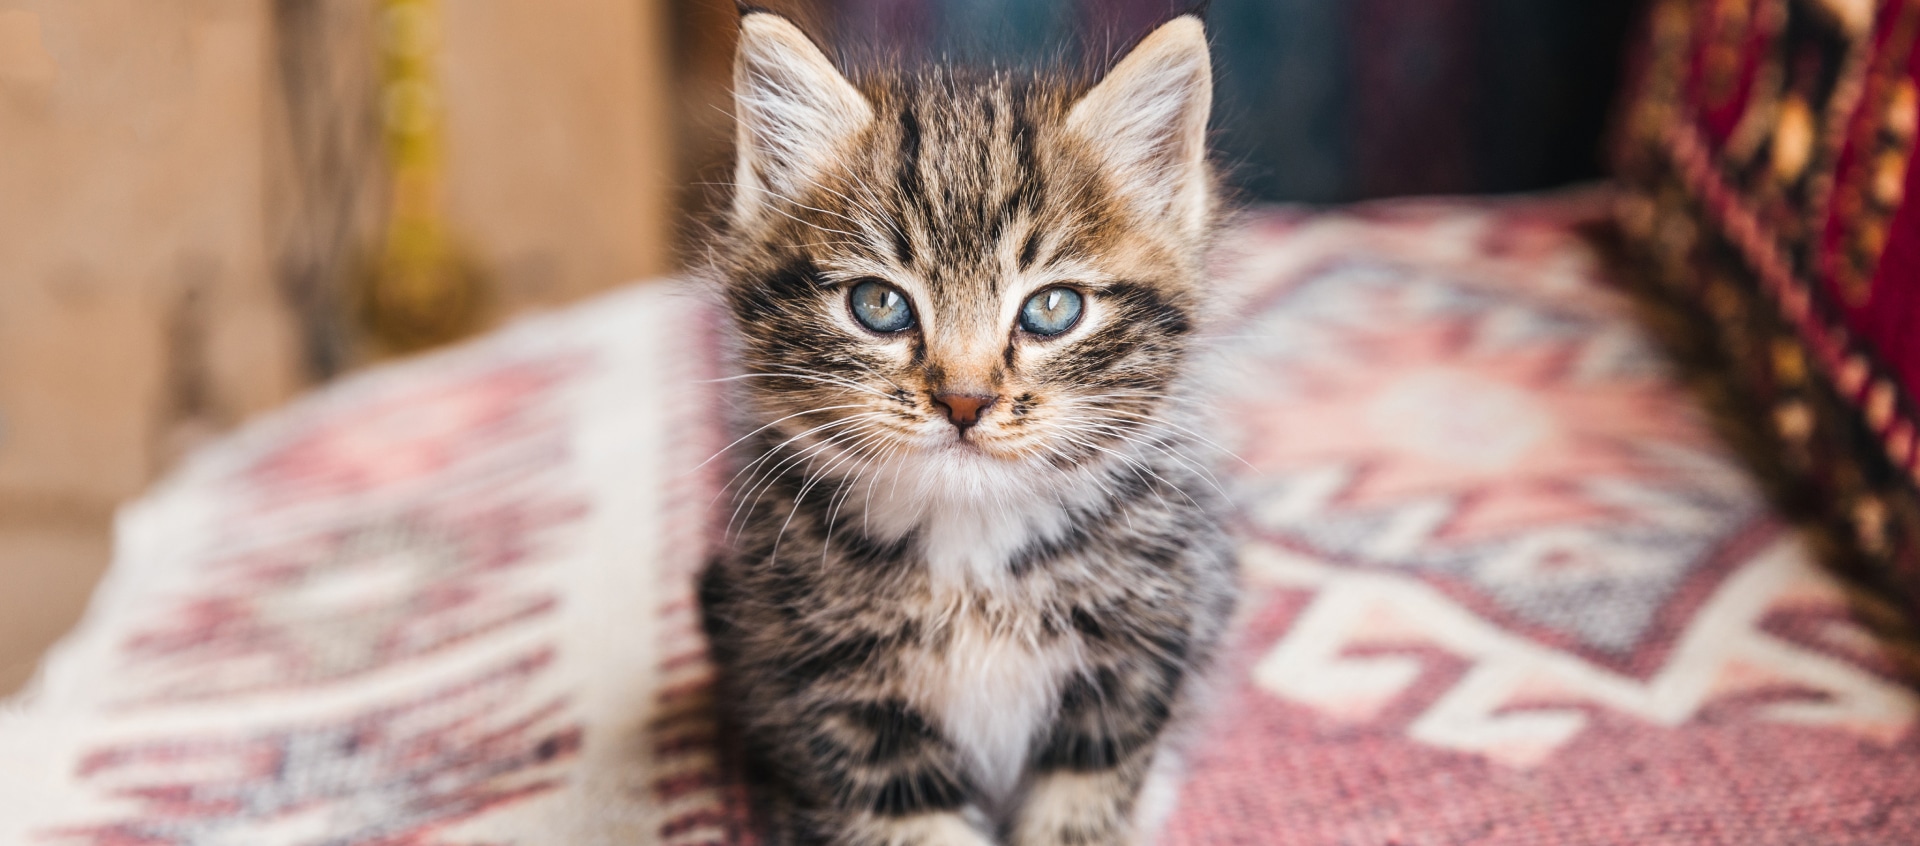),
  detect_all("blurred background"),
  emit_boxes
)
[0,0,1639,693]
